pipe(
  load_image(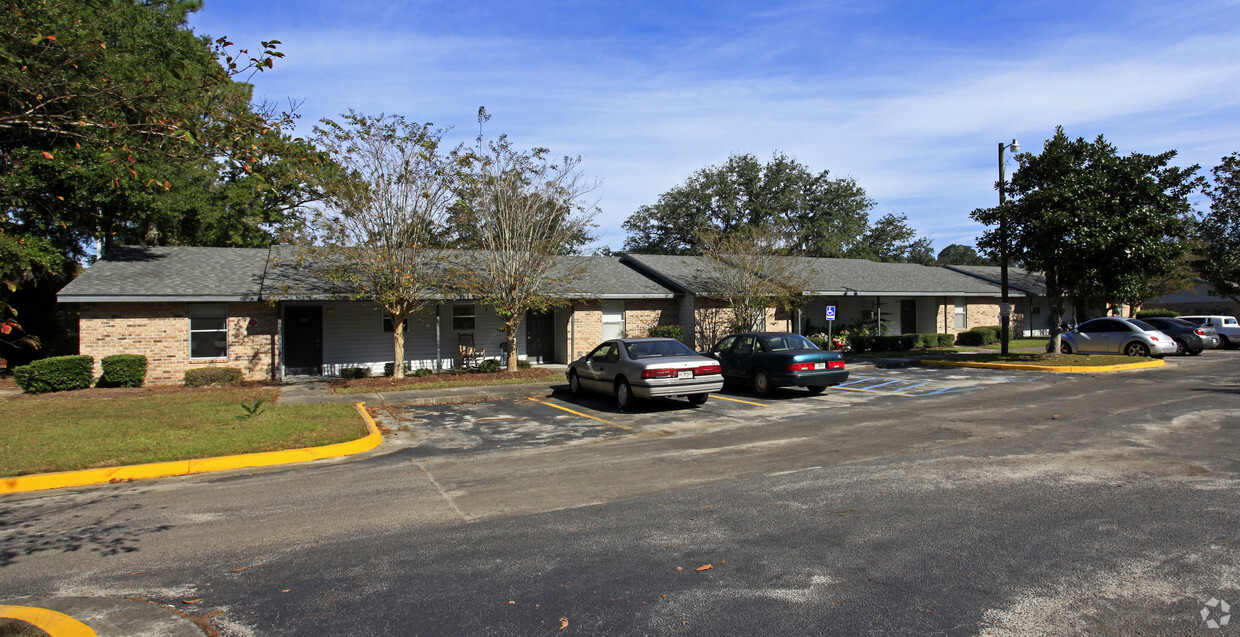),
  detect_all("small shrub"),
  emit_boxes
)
[13,355,94,394]
[98,354,147,388]
[937,333,956,348]
[516,359,532,369]
[647,324,686,342]
[383,362,414,377]
[955,331,988,347]
[808,335,829,350]
[478,359,502,373]
[340,367,370,379]
[414,368,434,377]
[850,335,871,353]
[1136,308,1179,318]
[184,367,243,387]
[970,327,999,344]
